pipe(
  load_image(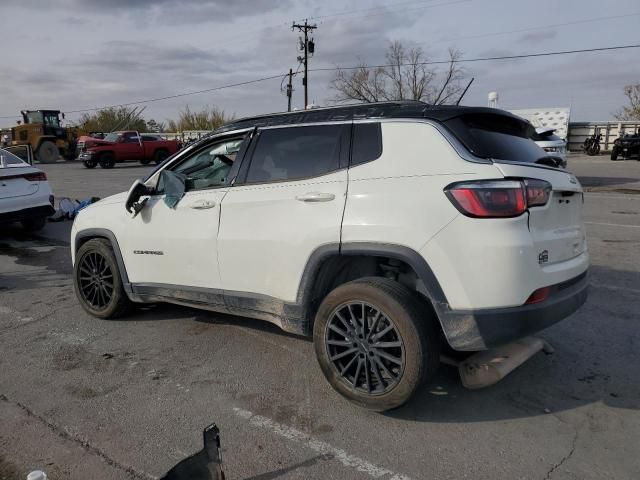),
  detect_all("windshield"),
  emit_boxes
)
[25,111,44,124]
[444,113,547,163]
[103,133,120,142]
